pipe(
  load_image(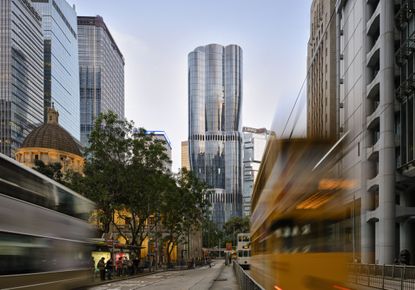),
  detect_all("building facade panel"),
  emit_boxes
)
[188,44,243,227]
[0,0,44,157]
[307,0,337,138]
[335,0,415,265]
[31,0,80,140]
[242,127,269,217]
[77,16,124,146]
